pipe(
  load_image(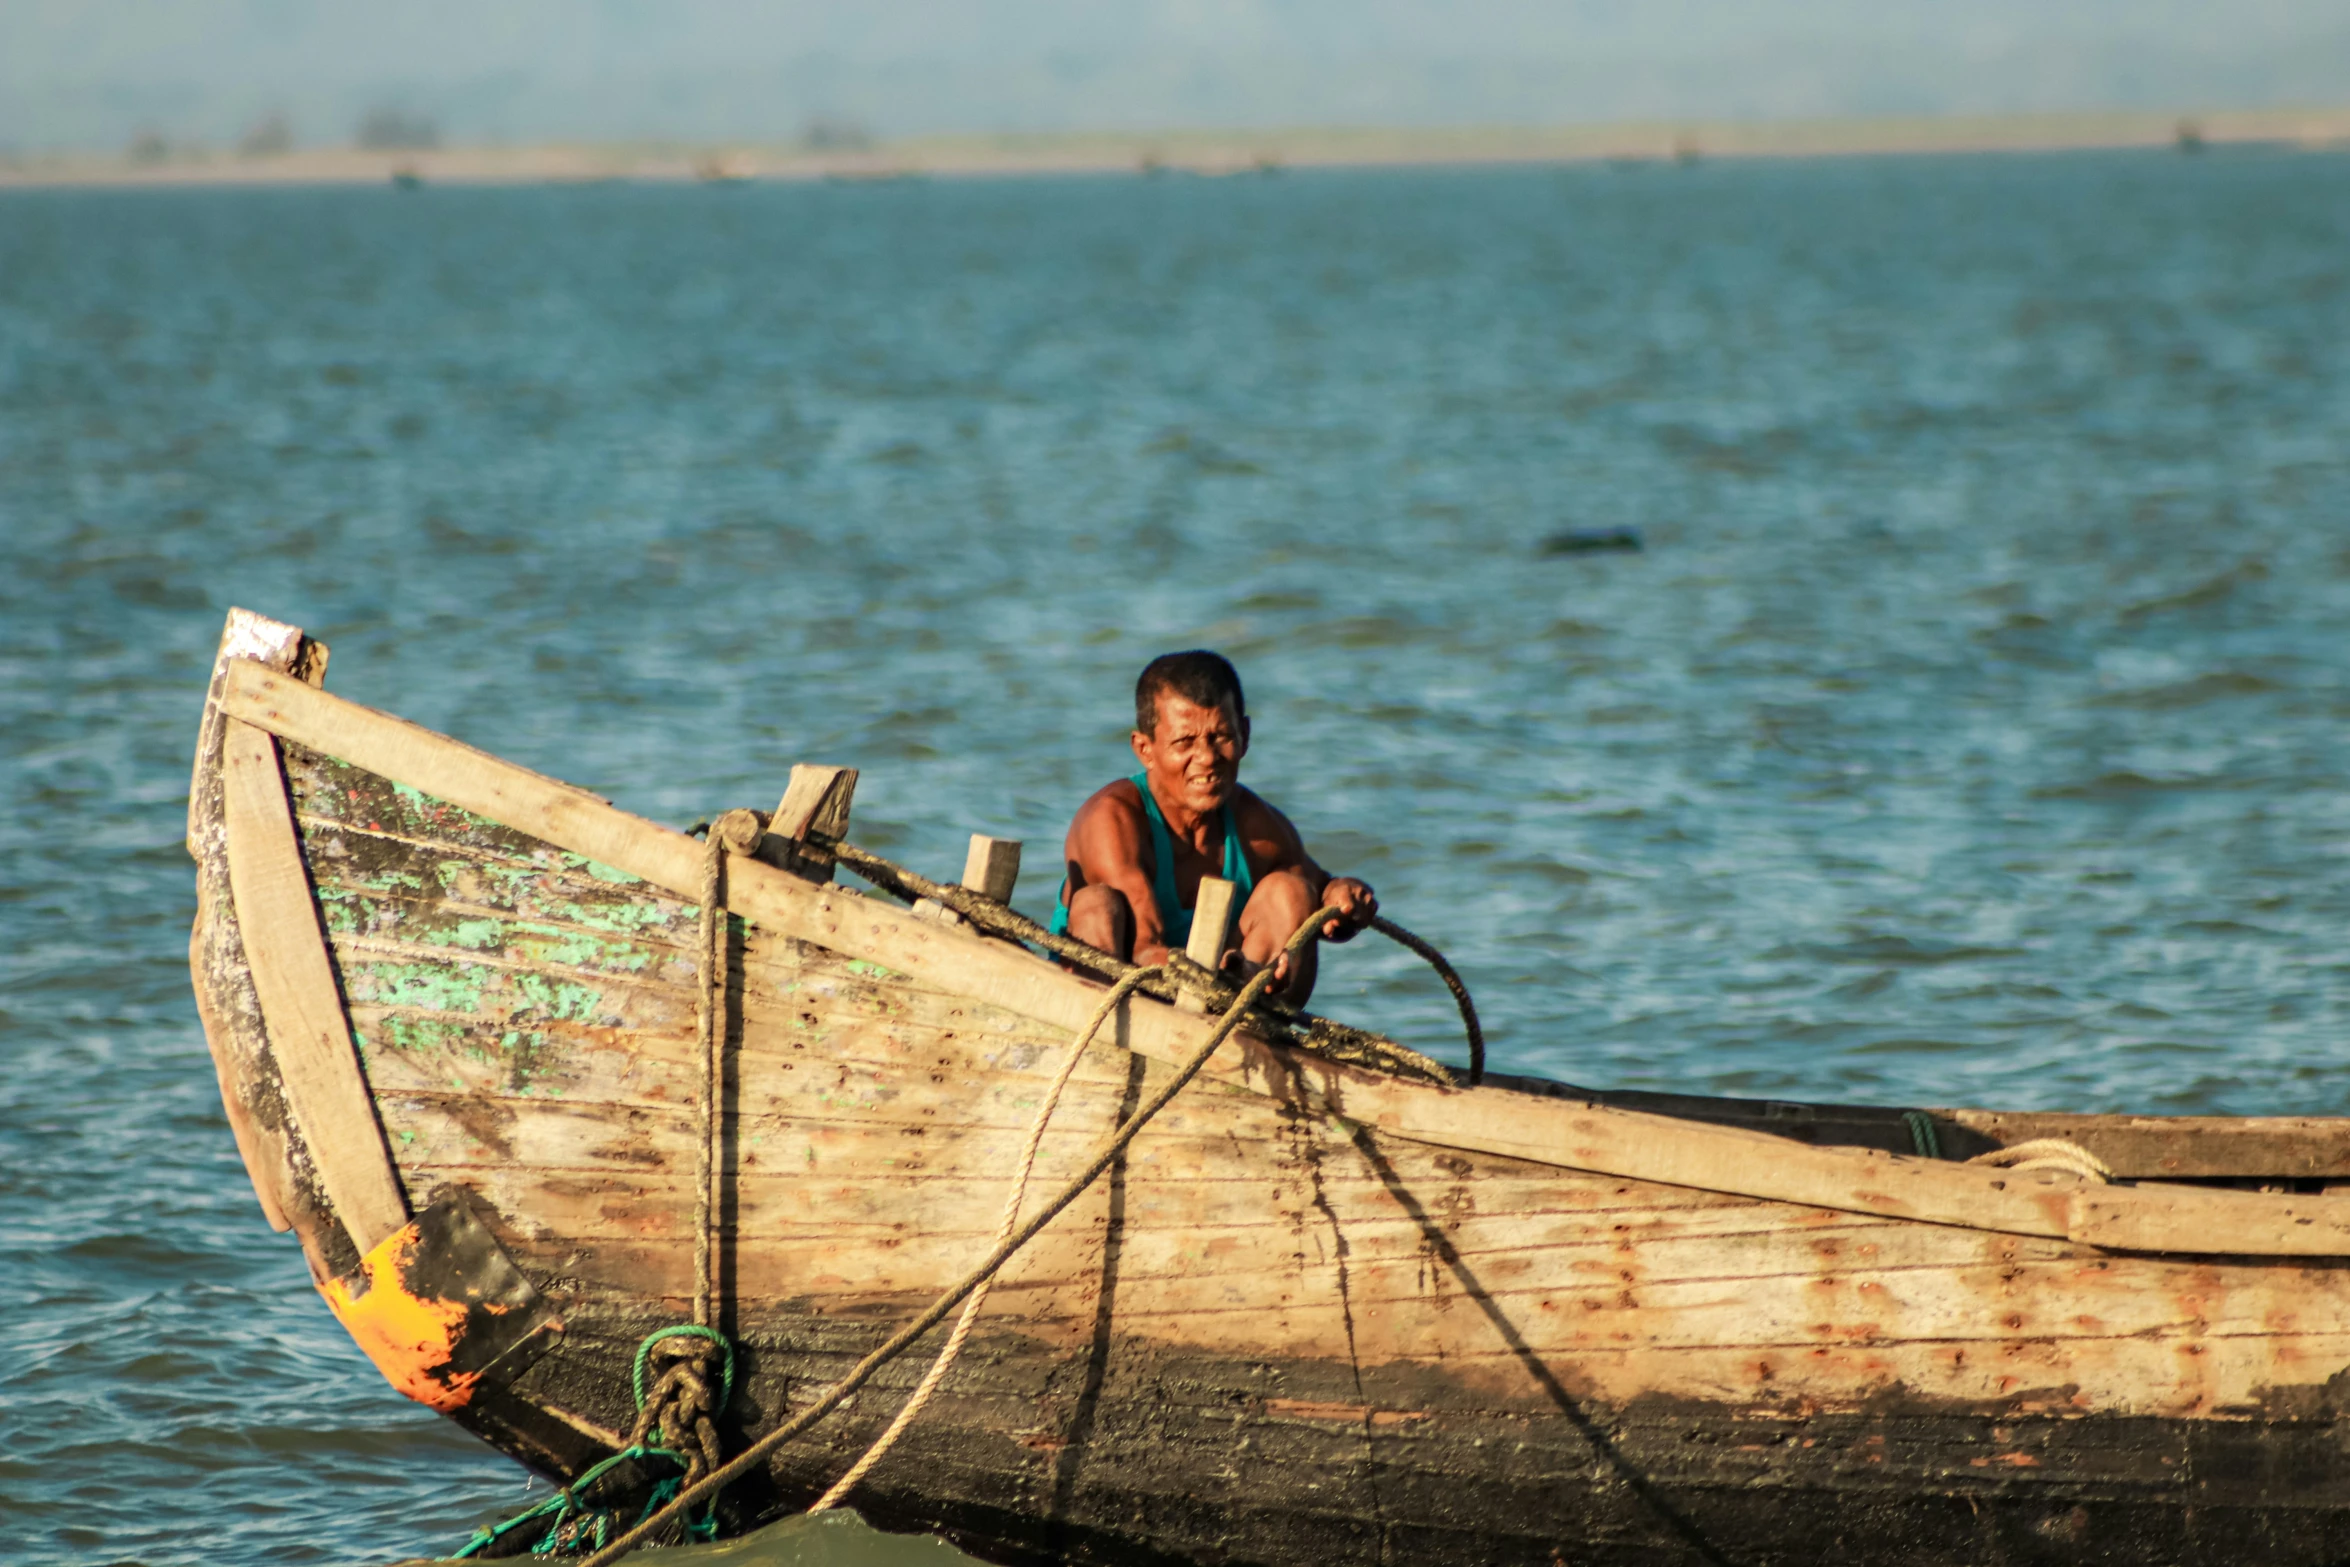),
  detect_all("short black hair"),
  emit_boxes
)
[1135,650,1247,735]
